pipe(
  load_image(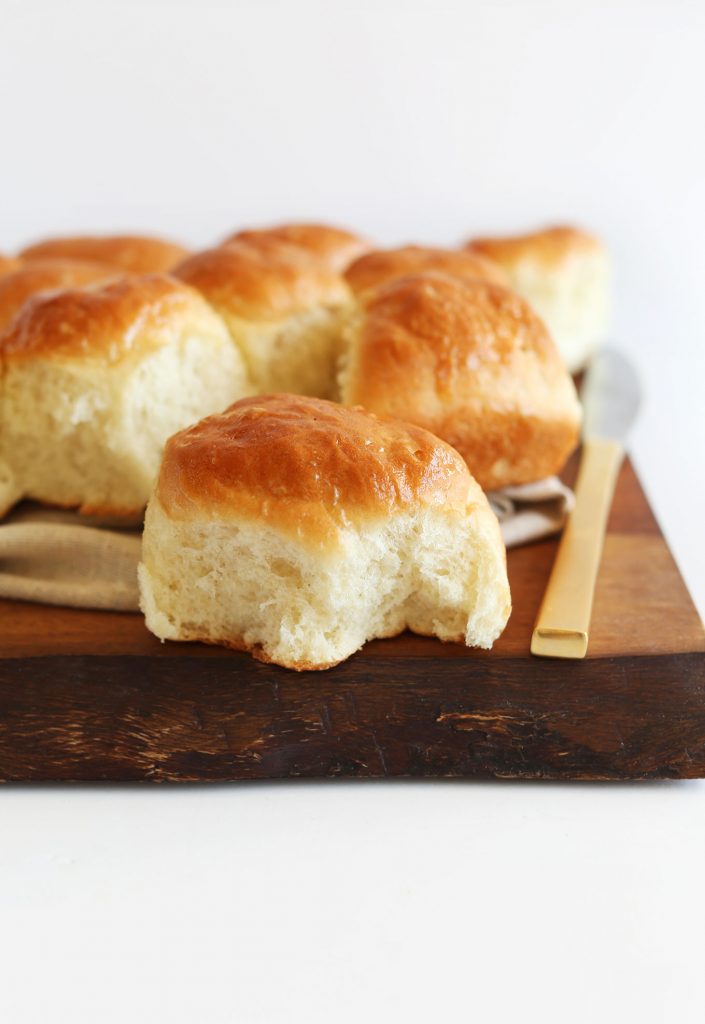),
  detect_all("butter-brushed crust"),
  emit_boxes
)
[155,393,484,548]
[20,234,189,274]
[342,272,581,490]
[345,245,508,293]
[223,222,370,272]
[1,273,225,367]
[0,258,120,335]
